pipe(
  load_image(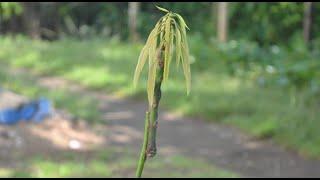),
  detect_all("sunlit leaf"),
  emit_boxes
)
[133,46,148,88]
[148,24,159,66]
[168,26,174,74]
[147,59,157,107]
[156,5,169,13]
[181,43,191,95]
[175,13,190,30]
[133,22,160,88]
[163,16,172,81]
[173,20,182,67]
[134,7,191,106]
